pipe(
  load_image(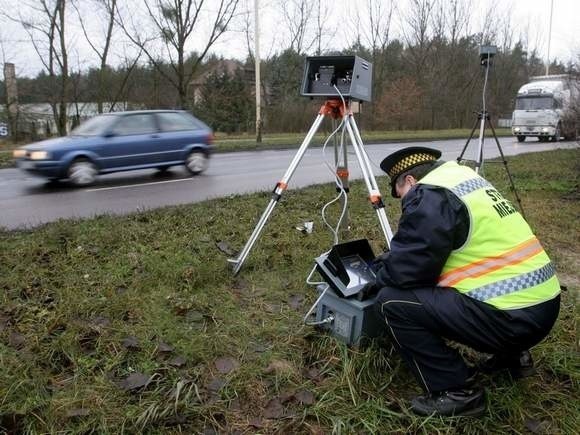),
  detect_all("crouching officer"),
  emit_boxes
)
[371,147,560,417]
